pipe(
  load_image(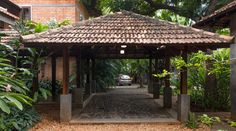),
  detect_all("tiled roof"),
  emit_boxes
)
[0,7,19,20]
[194,0,236,27]
[0,29,20,44]
[22,11,233,46]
